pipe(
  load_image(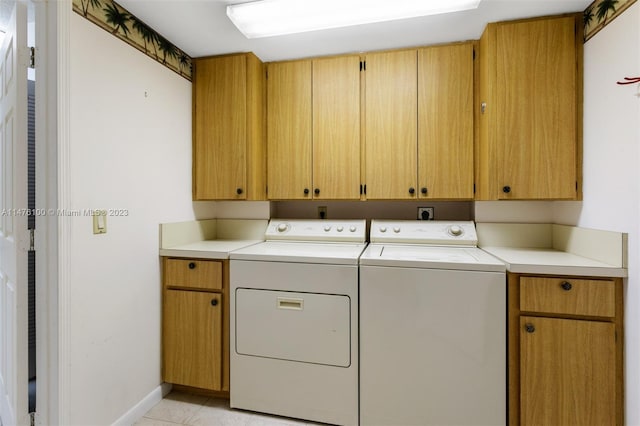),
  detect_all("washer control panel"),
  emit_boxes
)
[265,219,366,243]
[370,220,478,246]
